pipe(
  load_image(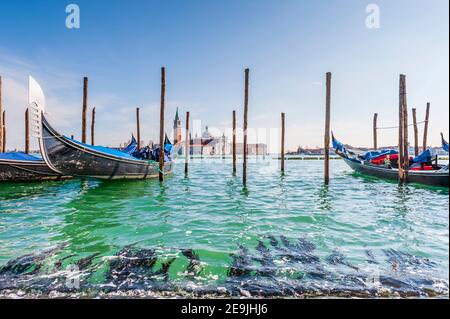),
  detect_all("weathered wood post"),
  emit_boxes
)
[91,107,96,145]
[0,76,3,152]
[403,86,409,183]
[159,67,166,182]
[423,102,430,152]
[412,108,419,156]
[243,69,249,186]
[281,112,285,173]
[373,113,378,150]
[2,110,5,153]
[136,107,141,150]
[232,110,237,174]
[82,77,88,143]
[324,72,332,185]
[25,108,30,154]
[185,111,190,175]
[188,132,192,159]
[398,74,406,184]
